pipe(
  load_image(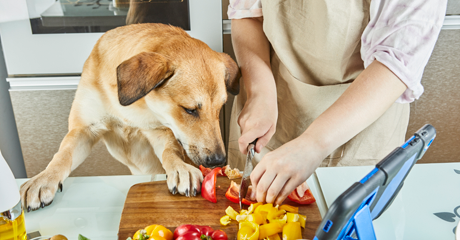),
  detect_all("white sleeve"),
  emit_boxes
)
[361,0,447,103]
[228,0,262,19]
